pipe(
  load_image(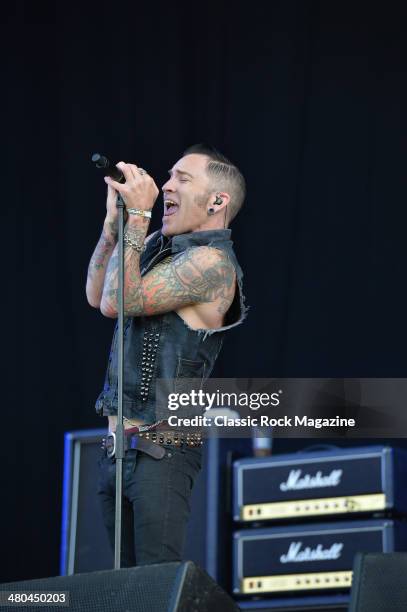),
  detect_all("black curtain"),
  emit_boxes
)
[2,0,407,581]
